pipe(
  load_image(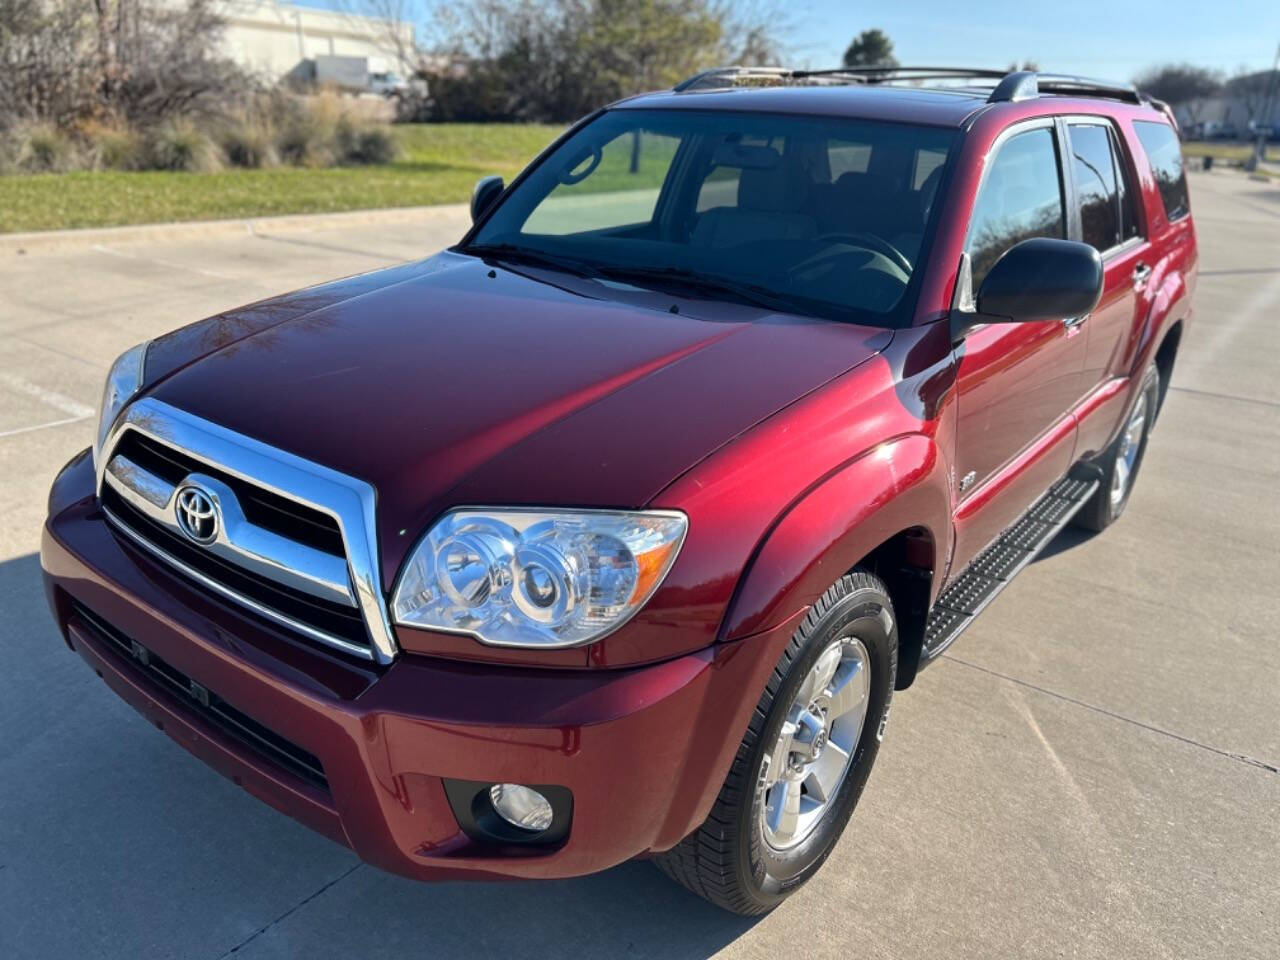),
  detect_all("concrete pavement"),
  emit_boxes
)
[1,171,1277,959]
